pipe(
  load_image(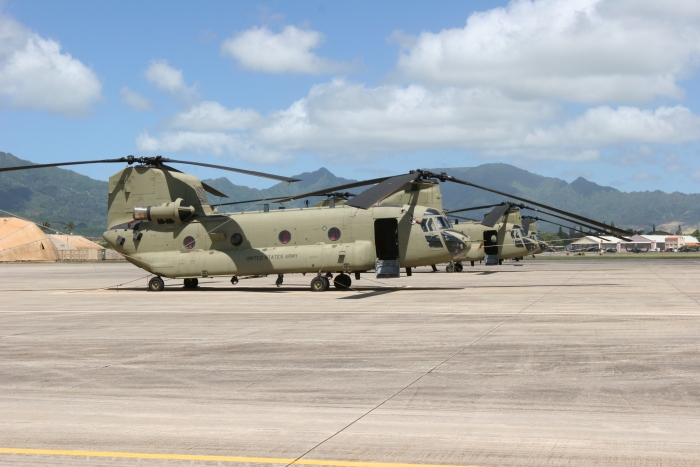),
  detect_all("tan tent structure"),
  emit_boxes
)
[0,217,59,262]
[49,234,106,261]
